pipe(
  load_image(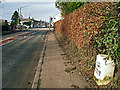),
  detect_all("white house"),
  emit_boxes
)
[53,13,64,23]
